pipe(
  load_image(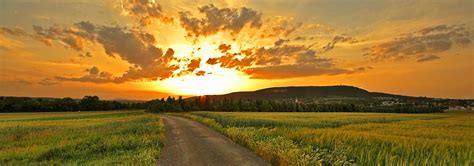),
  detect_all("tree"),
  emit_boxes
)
[80,96,101,111]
